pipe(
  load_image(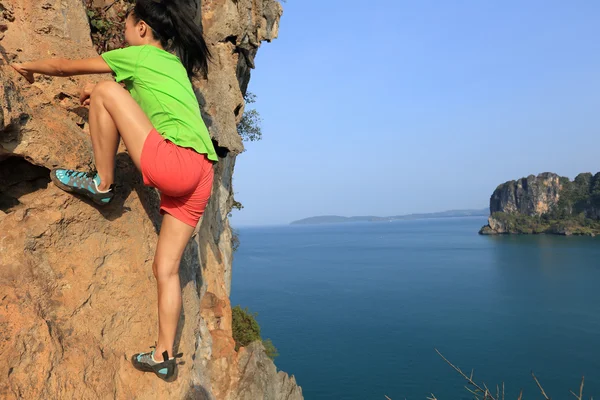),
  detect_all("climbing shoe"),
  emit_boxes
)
[50,169,114,206]
[131,348,183,382]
